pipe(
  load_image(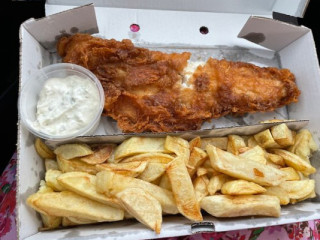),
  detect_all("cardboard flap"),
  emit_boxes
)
[238,16,309,51]
[23,4,98,51]
[46,0,309,17]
